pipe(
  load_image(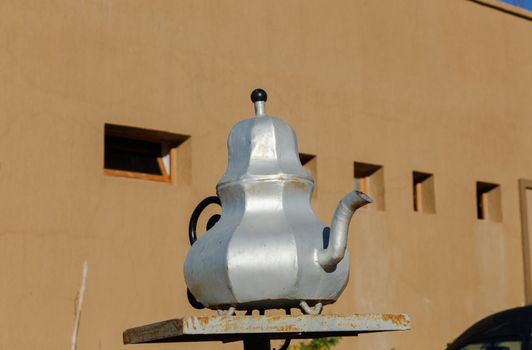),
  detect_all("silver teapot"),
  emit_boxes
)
[184,89,371,315]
